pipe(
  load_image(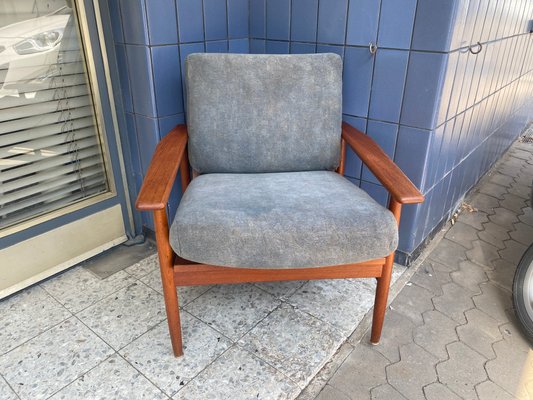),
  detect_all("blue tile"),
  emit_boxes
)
[250,0,266,38]
[346,0,380,46]
[146,0,178,44]
[250,39,266,53]
[290,42,316,54]
[394,126,431,189]
[343,47,374,117]
[411,0,457,51]
[397,202,423,252]
[206,40,228,52]
[125,113,142,193]
[114,44,133,113]
[400,52,447,130]
[317,0,348,45]
[377,0,416,49]
[203,0,228,41]
[228,0,249,38]
[135,114,160,175]
[108,0,123,43]
[368,49,408,123]
[120,0,149,44]
[152,45,183,117]
[177,0,204,42]
[316,44,344,59]
[159,114,185,137]
[361,181,389,208]
[266,0,290,40]
[126,45,156,117]
[342,115,366,179]
[361,120,398,184]
[229,38,250,53]
[291,0,318,42]
[346,177,361,187]
[265,40,289,54]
